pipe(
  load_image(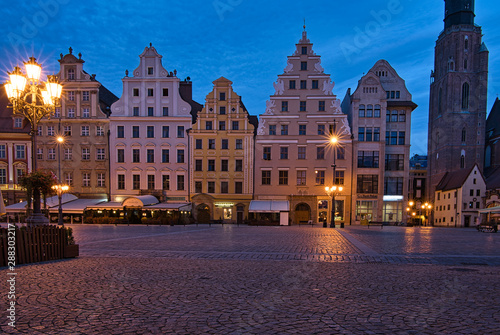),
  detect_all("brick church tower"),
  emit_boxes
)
[427,0,489,198]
